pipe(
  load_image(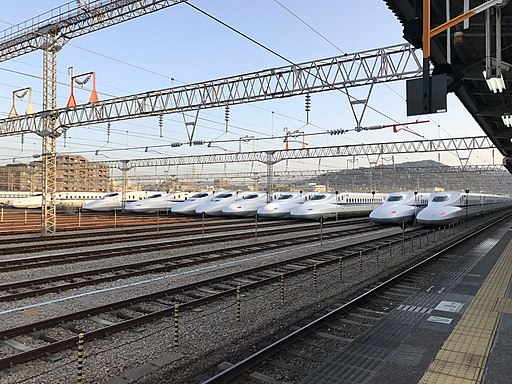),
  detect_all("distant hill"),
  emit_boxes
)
[299,160,512,194]
[393,160,445,168]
